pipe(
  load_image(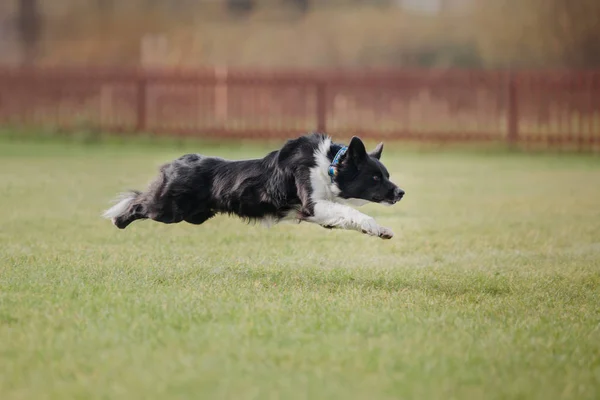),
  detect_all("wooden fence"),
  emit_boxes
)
[1,67,599,148]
